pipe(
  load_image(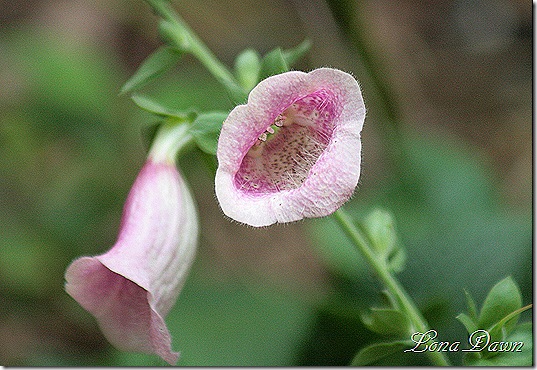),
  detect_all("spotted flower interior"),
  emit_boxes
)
[235,89,337,193]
